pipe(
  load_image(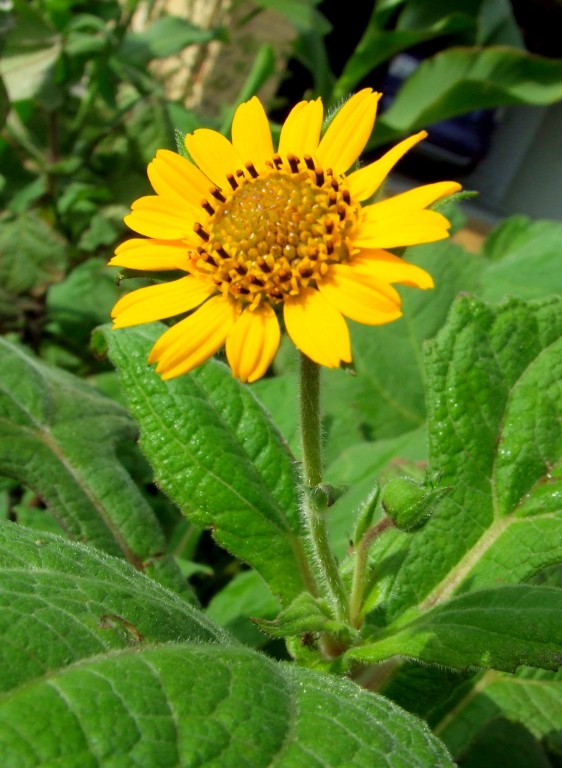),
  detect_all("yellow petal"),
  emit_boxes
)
[231,97,274,171]
[226,304,281,383]
[147,150,213,209]
[149,295,238,379]
[347,131,427,201]
[316,89,381,176]
[111,276,214,328]
[353,209,452,249]
[352,250,434,289]
[125,196,198,240]
[318,264,402,326]
[284,288,351,368]
[278,99,323,160]
[363,181,462,221]
[109,238,192,271]
[185,128,243,189]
